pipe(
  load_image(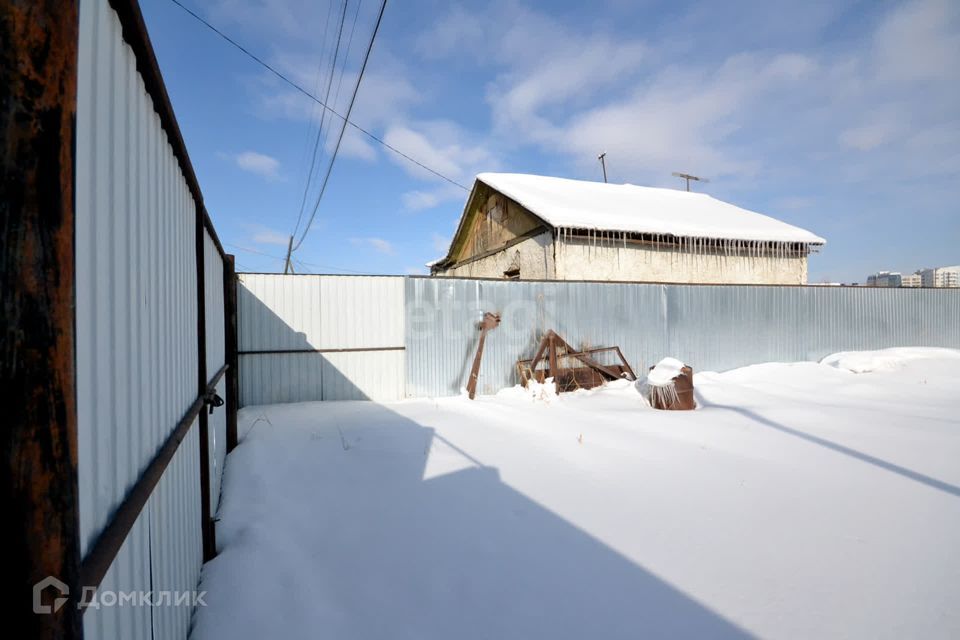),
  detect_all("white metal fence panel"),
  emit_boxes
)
[238,273,322,351]
[76,1,229,637]
[149,421,203,640]
[321,350,405,400]
[81,419,201,640]
[240,352,323,406]
[207,377,228,514]
[237,274,405,404]
[80,507,152,640]
[238,275,960,404]
[205,231,226,371]
[76,0,198,557]
[406,277,960,397]
[204,230,227,514]
[318,275,405,348]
